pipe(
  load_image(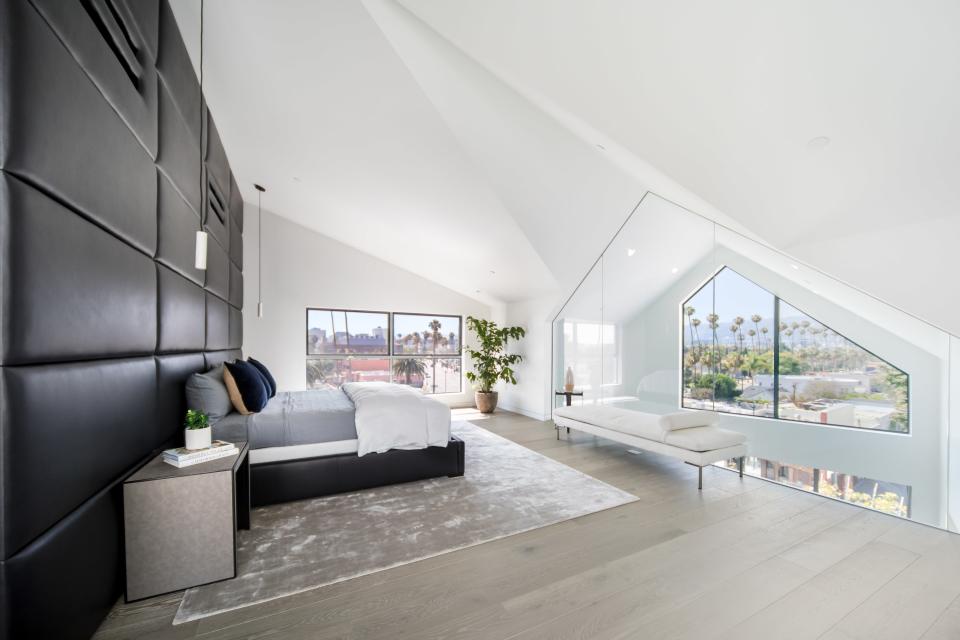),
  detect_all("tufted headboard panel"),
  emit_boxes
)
[0,1,243,637]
